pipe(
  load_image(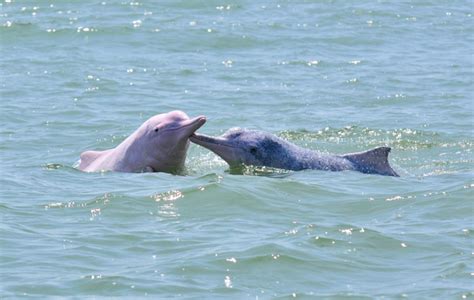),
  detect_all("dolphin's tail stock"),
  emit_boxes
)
[343,147,399,177]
